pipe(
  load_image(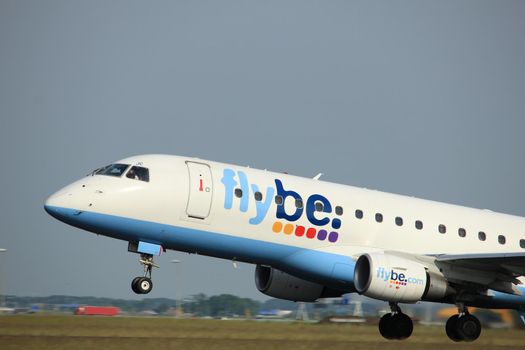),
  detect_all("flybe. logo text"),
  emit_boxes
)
[376,267,425,289]
[221,169,343,243]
